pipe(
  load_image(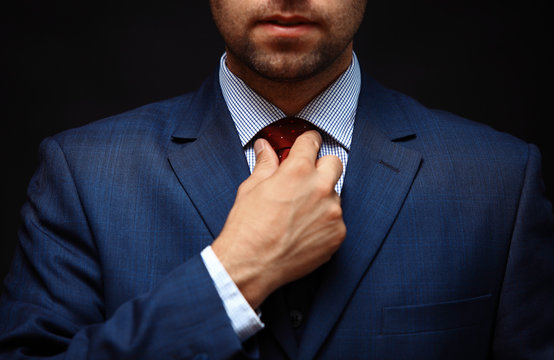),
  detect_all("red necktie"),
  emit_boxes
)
[256,118,316,162]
